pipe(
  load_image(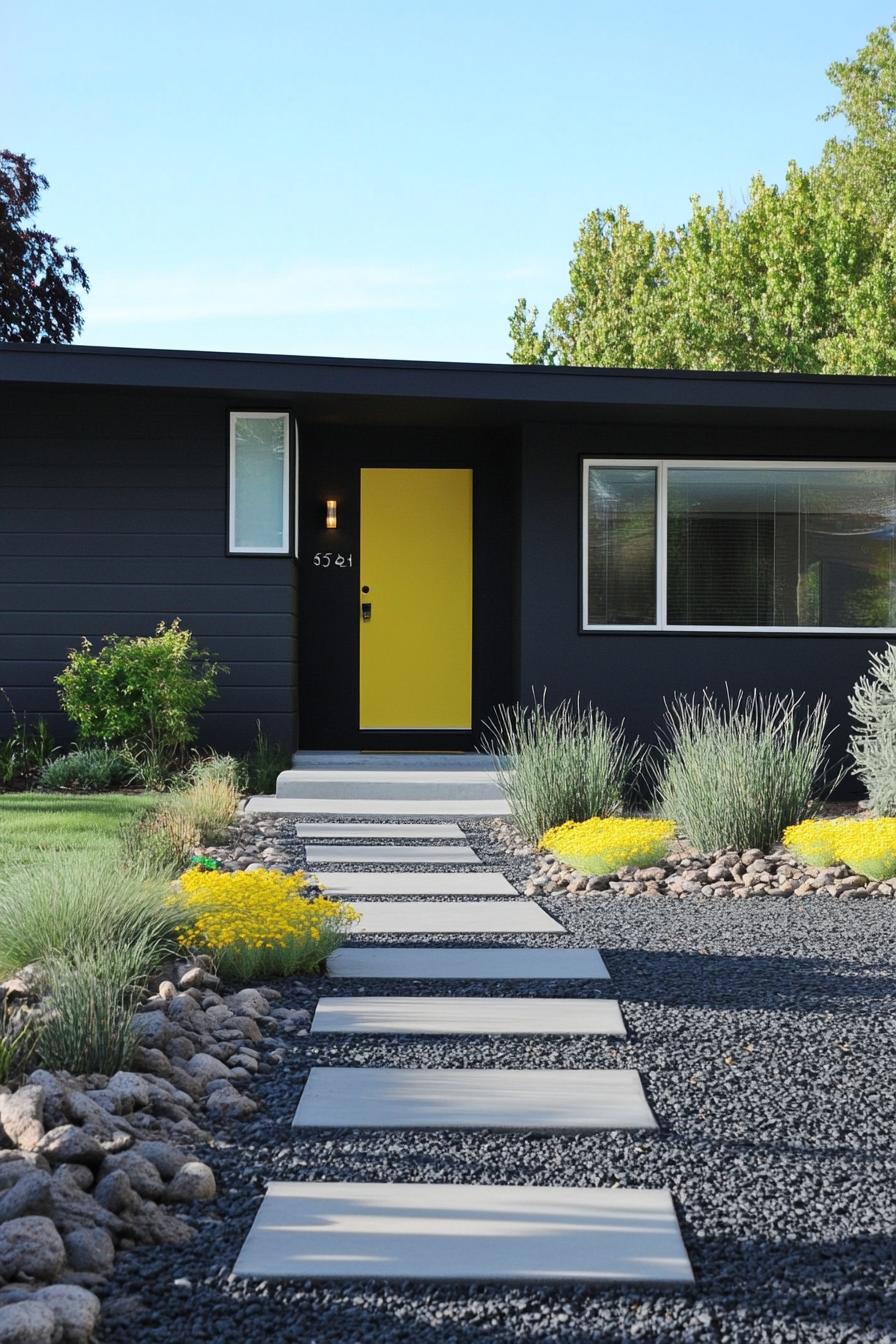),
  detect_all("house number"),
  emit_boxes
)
[312,552,353,568]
